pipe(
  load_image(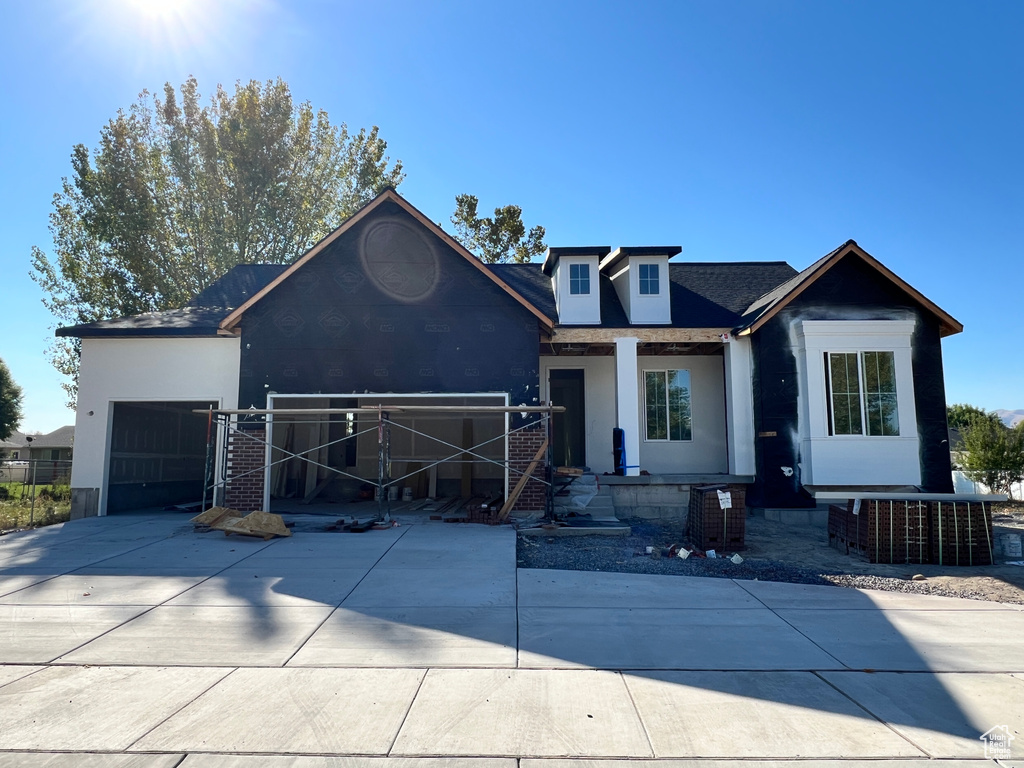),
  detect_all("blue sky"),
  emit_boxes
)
[1,0,1021,432]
